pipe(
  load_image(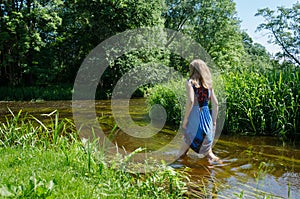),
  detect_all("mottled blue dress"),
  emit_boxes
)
[184,80,214,155]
